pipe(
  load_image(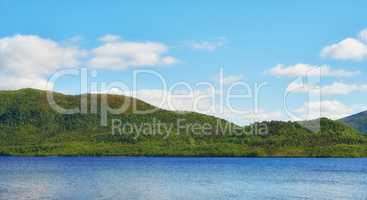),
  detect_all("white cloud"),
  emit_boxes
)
[0,35,82,90]
[321,38,367,61]
[286,81,320,94]
[296,100,354,120]
[321,28,367,61]
[98,87,285,125]
[206,108,285,126]
[287,82,367,96]
[243,110,284,122]
[100,88,215,113]
[267,63,359,77]
[88,35,178,69]
[0,35,80,76]
[0,34,178,90]
[135,89,287,125]
[0,76,51,90]
[189,37,226,52]
[321,82,367,95]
